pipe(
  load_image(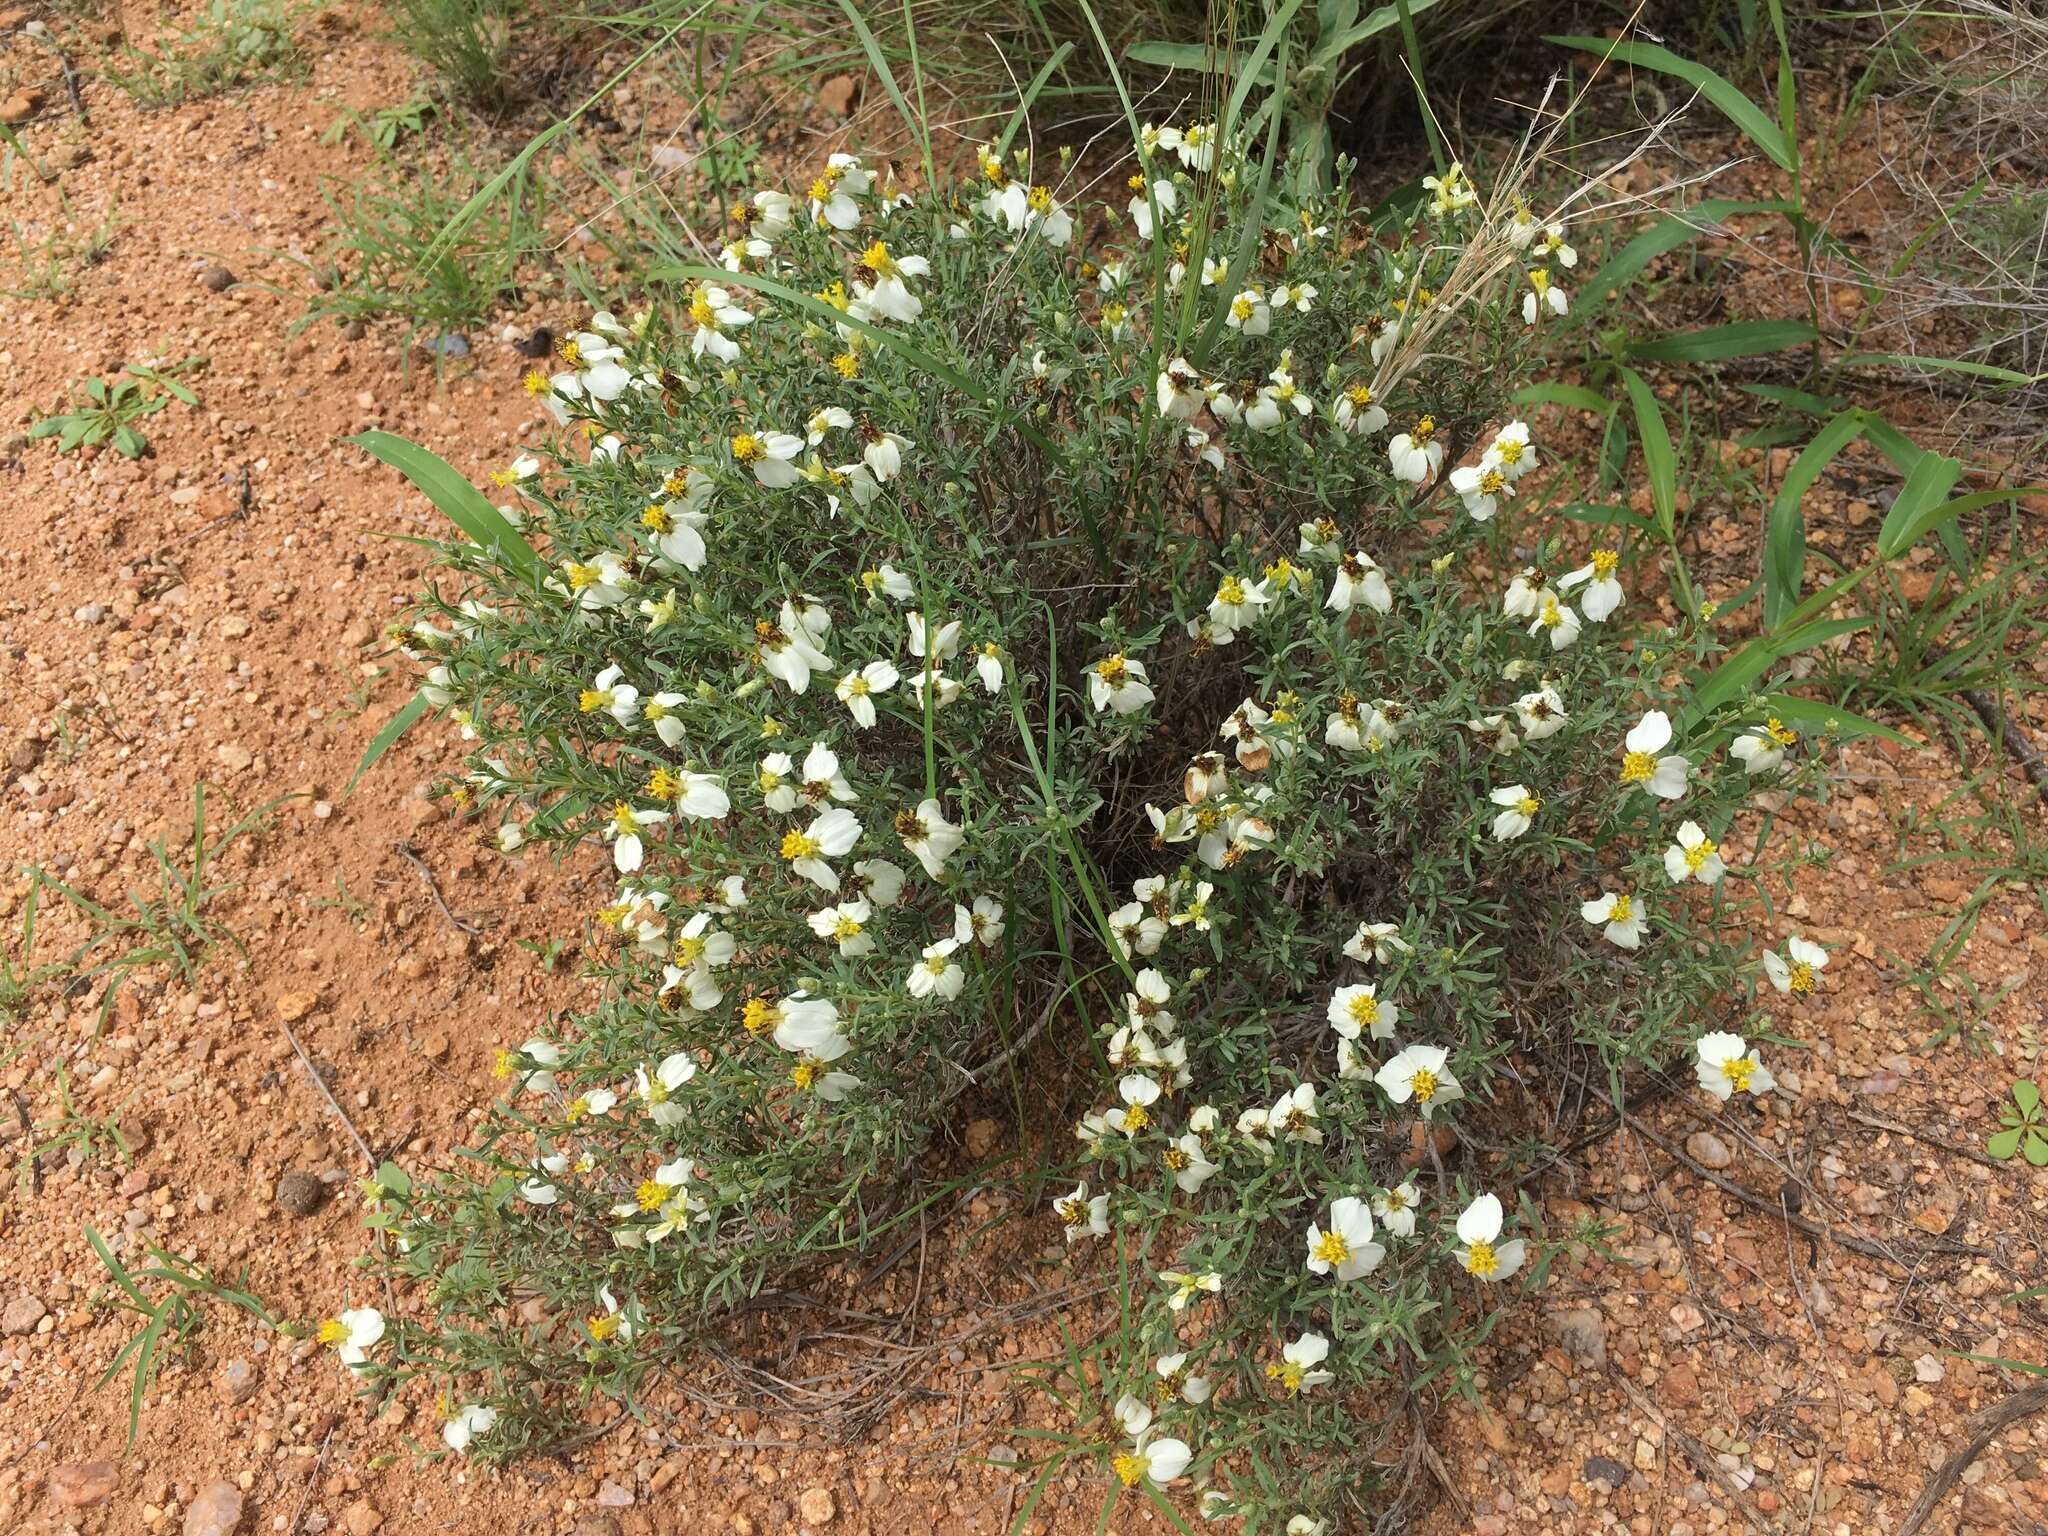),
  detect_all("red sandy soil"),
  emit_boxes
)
[1,7,2044,1536]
